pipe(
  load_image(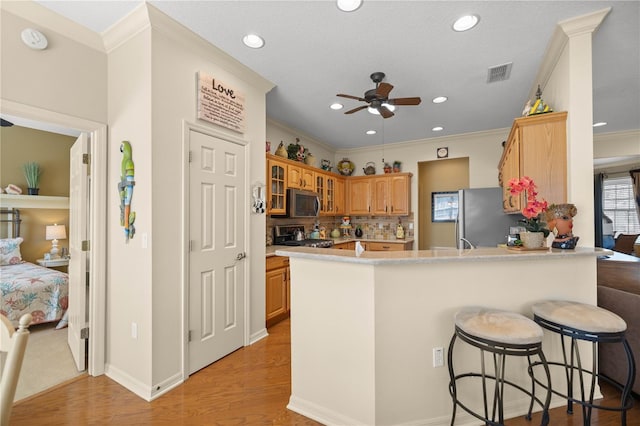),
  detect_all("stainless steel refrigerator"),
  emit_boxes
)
[456,187,523,248]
